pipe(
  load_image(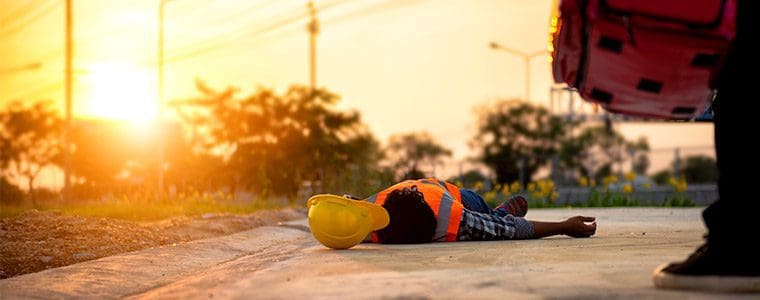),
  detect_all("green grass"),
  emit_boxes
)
[1,196,284,221]
[482,189,694,209]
